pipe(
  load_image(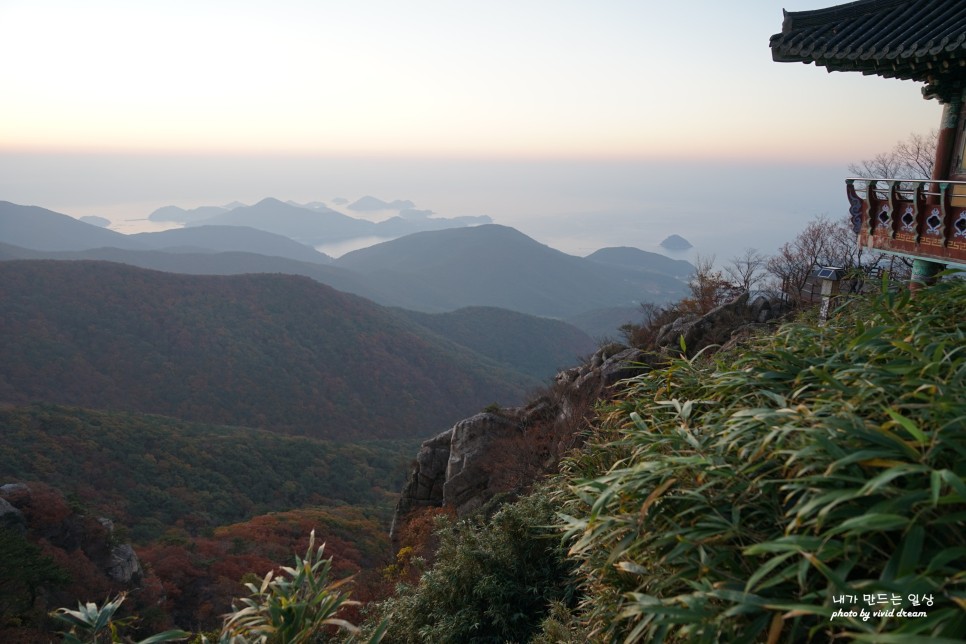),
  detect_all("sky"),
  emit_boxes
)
[0,0,941,258]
